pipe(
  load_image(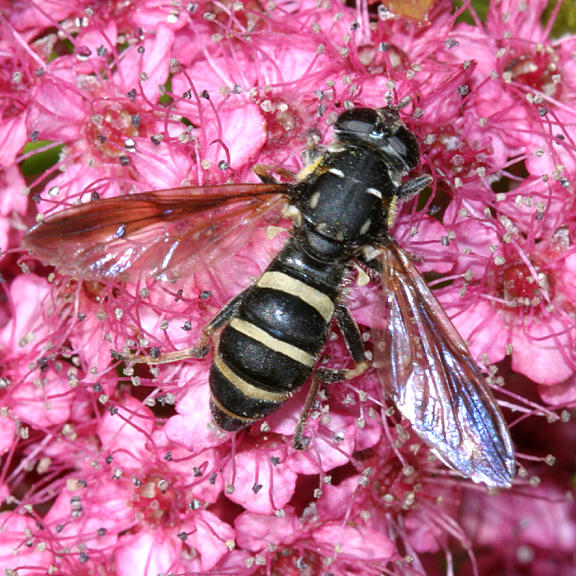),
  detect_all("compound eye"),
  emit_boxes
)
[387,126,421,169]
[334,108,380,141]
